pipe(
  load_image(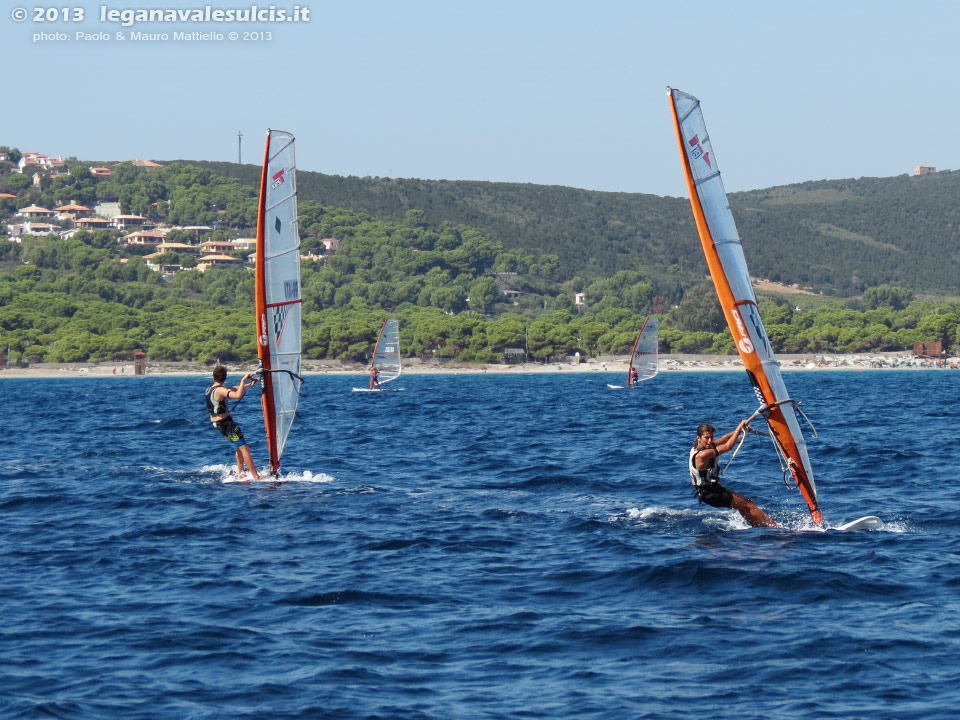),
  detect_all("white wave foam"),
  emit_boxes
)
[613,505,712,523]
[194,464,337,484]
[275,470,337,484]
